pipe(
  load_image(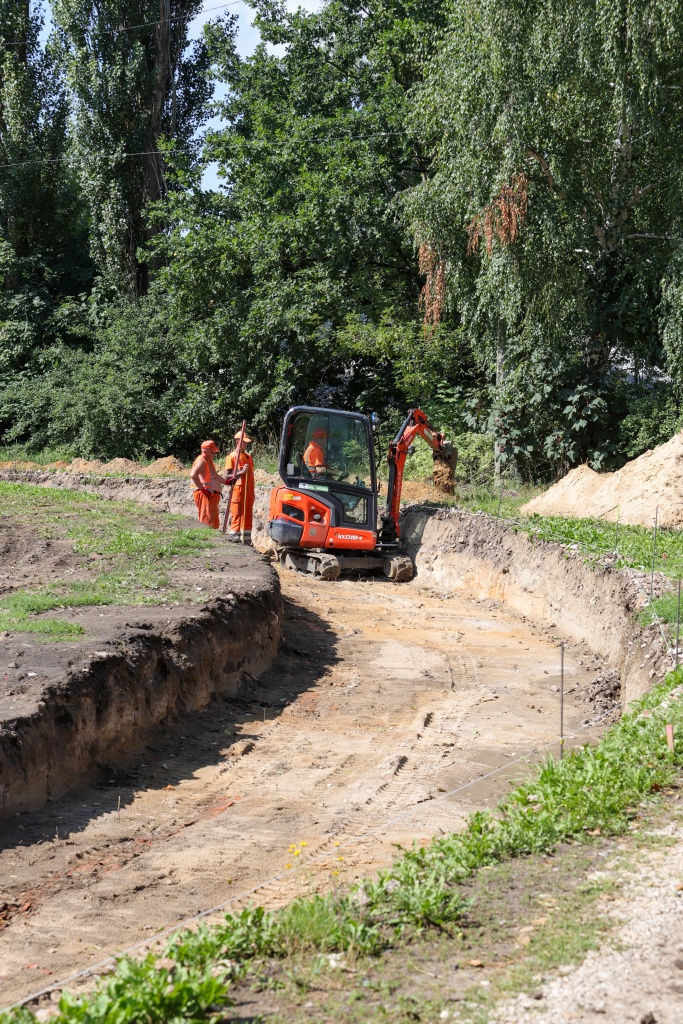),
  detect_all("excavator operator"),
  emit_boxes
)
[304,427,328,478]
